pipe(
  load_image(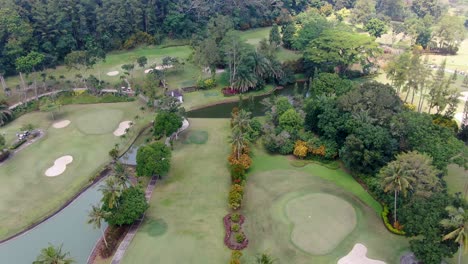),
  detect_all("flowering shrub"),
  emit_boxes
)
[228,153,252,170]
[293,140,308,159]
[223,87,239,96]
[230,164,246,184]
[197,77,216,90]
[228,184,244,210]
